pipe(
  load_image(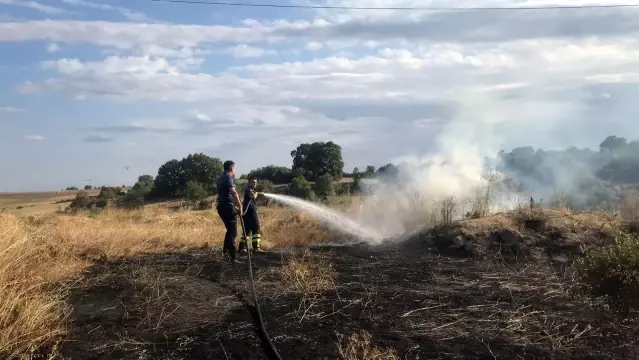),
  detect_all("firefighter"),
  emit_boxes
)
[239,177,266,254]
